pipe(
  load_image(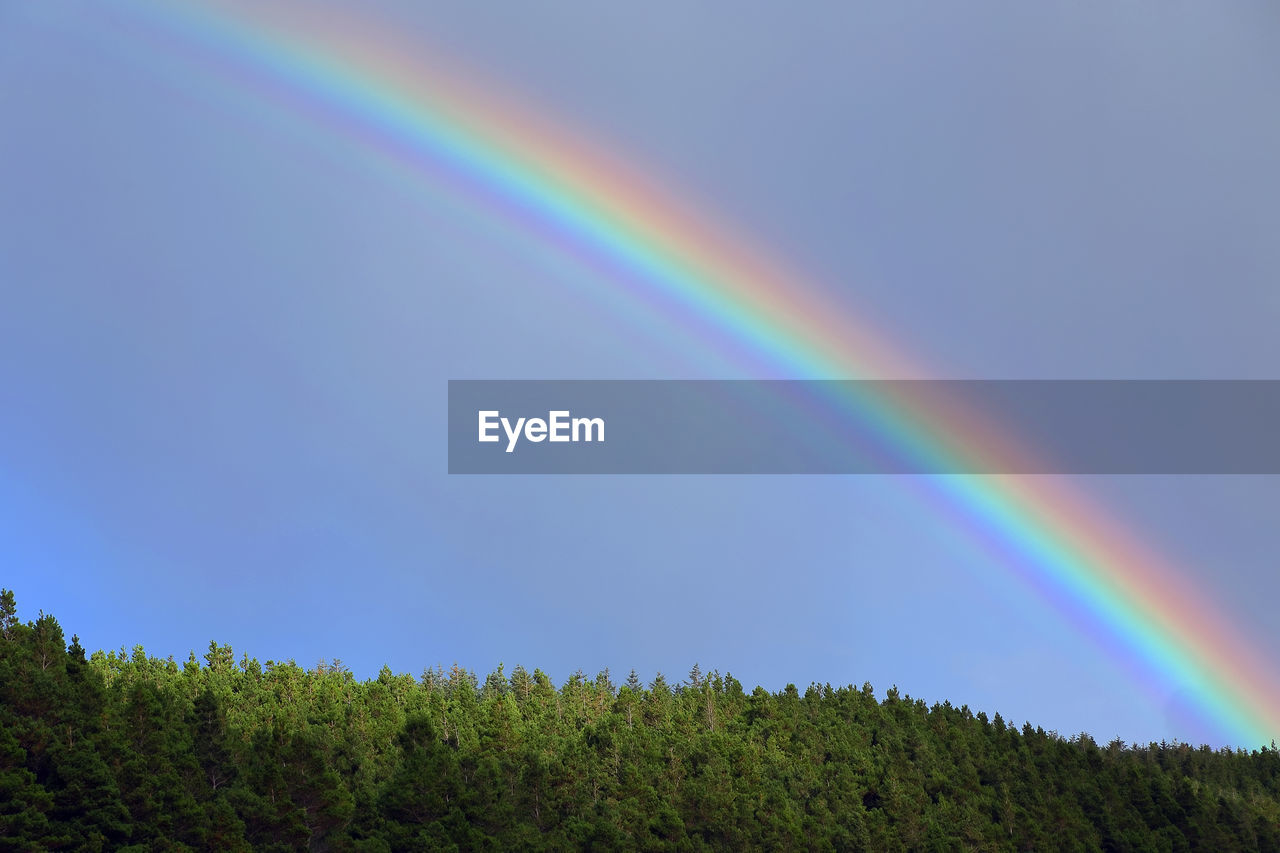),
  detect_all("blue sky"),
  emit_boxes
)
[2,1,1278,746]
